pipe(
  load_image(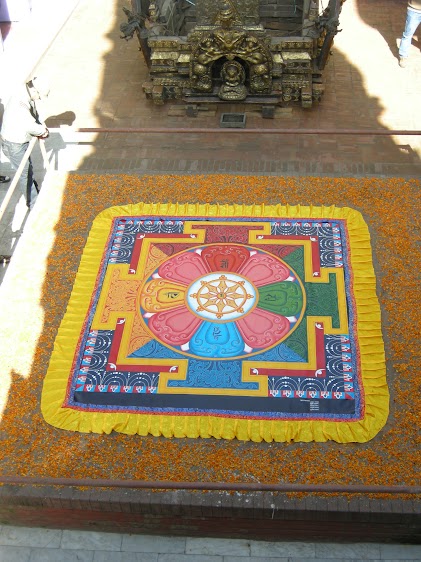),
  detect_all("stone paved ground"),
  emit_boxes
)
[0,524,420,561]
